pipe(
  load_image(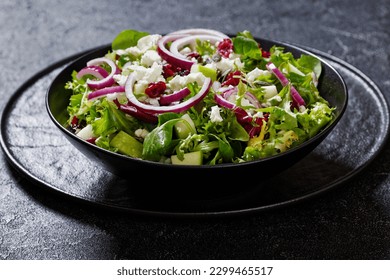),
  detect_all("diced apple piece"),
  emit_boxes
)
[171,151,203,165]
[174,113,196,139]
[110,131,143,158]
